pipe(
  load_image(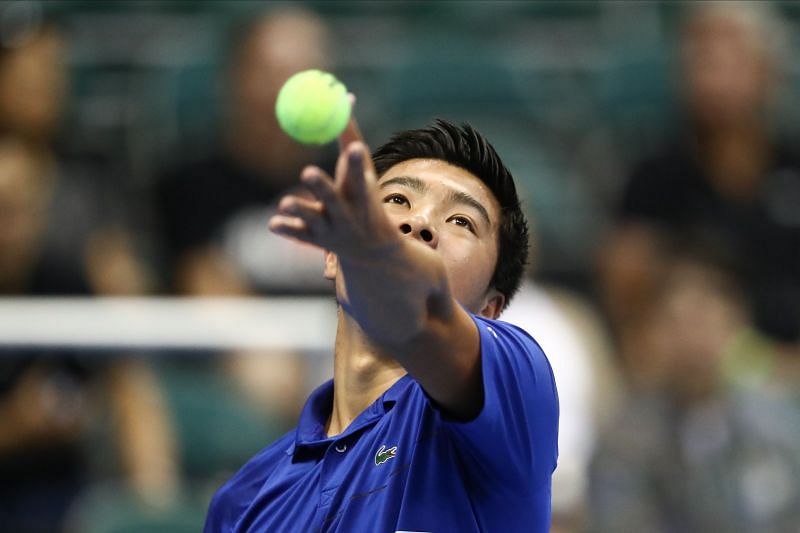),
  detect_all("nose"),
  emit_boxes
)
[398,214,438,248]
